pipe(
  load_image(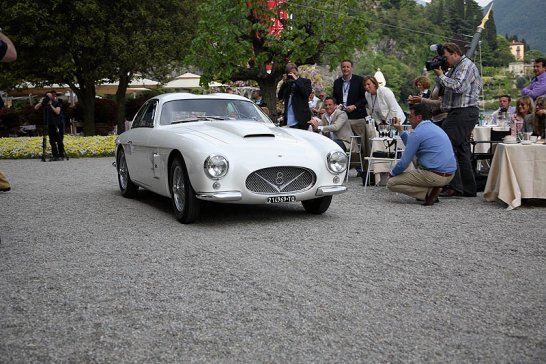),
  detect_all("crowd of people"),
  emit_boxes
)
[2,24,545,203]
[271,48,545,206]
